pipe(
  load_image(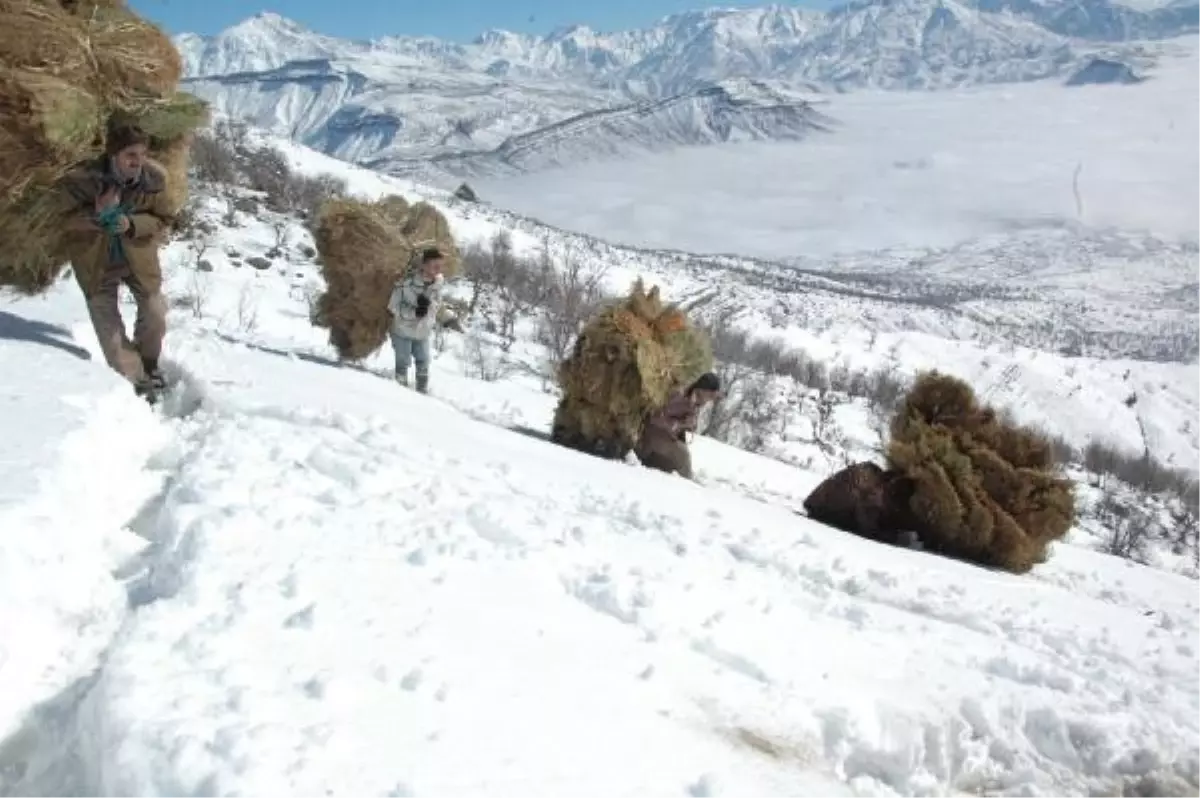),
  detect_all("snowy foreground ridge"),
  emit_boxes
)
[1,121,1198,795]
[1,282,1198,794]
